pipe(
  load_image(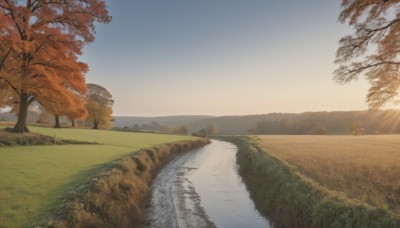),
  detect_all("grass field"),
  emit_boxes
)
[0,126,193,227]
[259,135,400,215]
